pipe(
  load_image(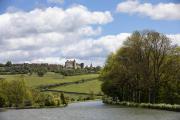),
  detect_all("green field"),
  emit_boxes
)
[0,72,102,99]
[0,72,99,88]
[50,79,102,94]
